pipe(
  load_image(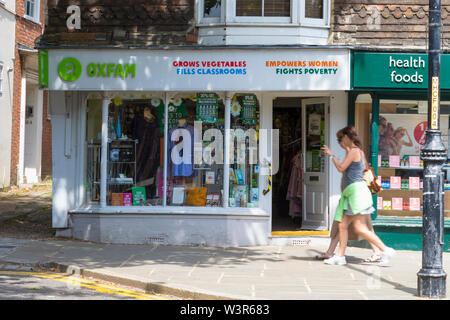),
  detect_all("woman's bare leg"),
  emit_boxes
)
[352,215,387,252]
[327,233,340,255]
[337,215,352,257]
